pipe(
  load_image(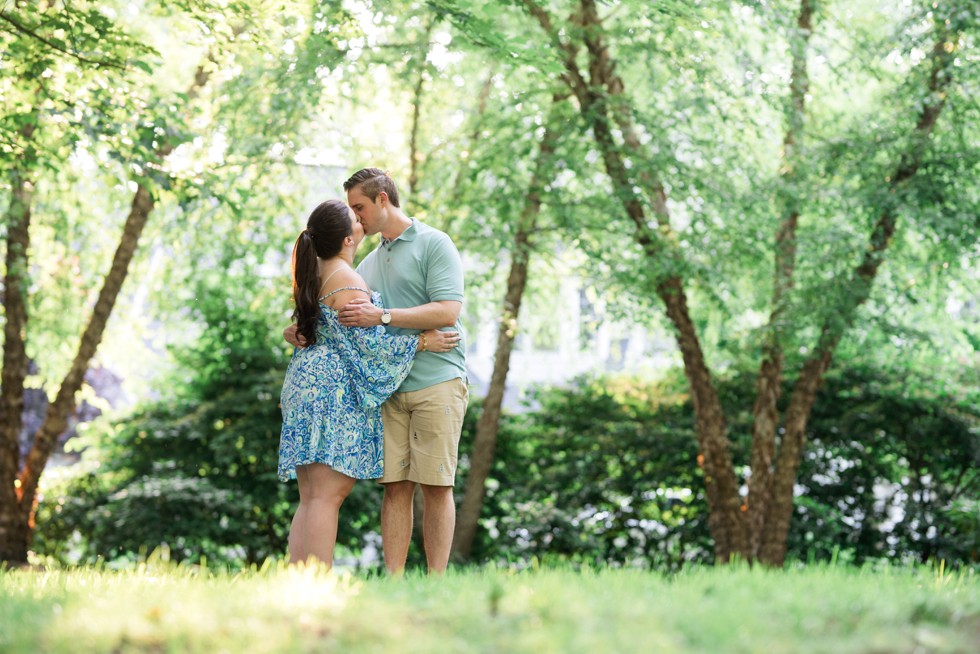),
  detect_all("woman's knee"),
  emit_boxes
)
[313,471,356,502]
[298,464,354,502]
